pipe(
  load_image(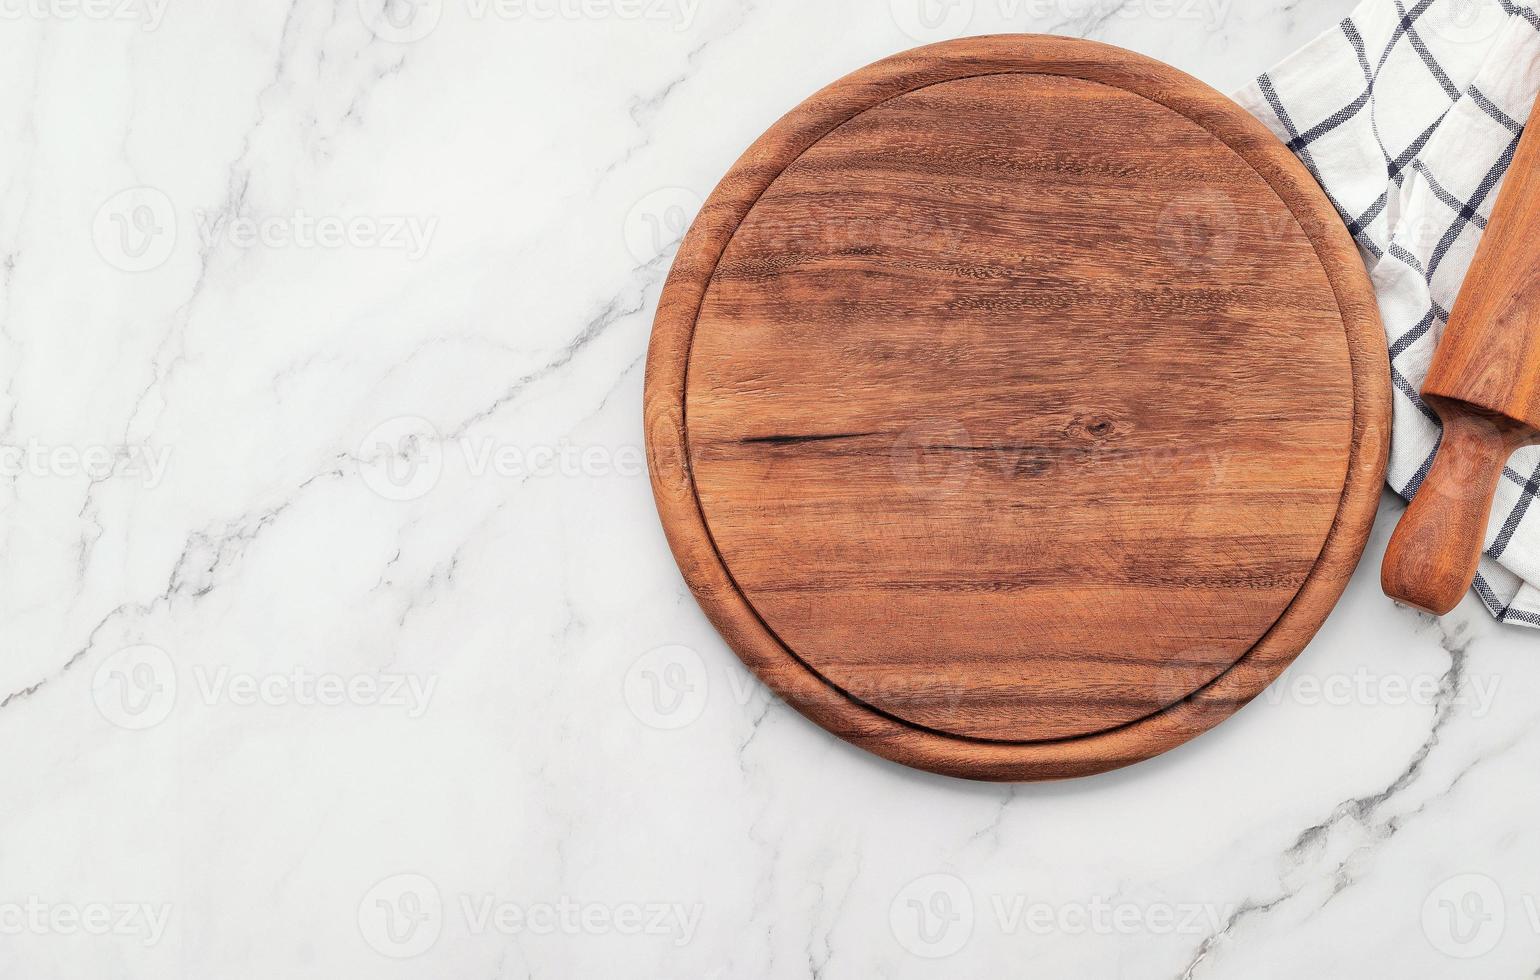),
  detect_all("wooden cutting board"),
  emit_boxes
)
[646,35,1390,781]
